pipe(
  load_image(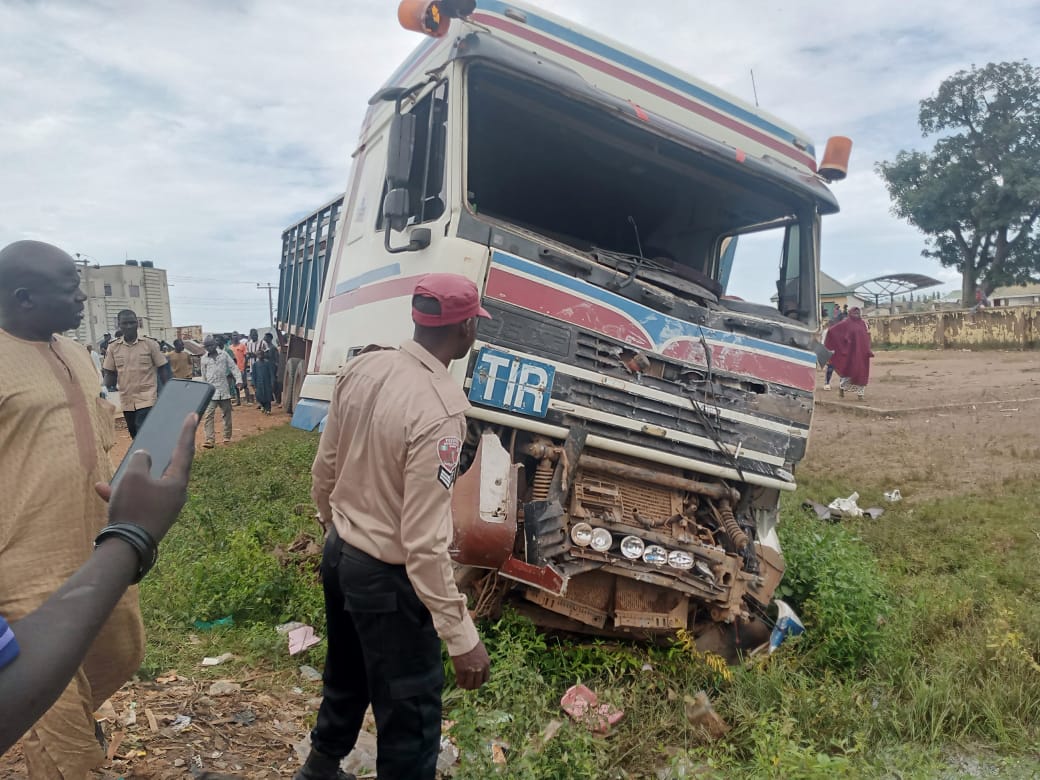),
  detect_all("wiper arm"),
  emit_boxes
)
[615,216,647,290]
